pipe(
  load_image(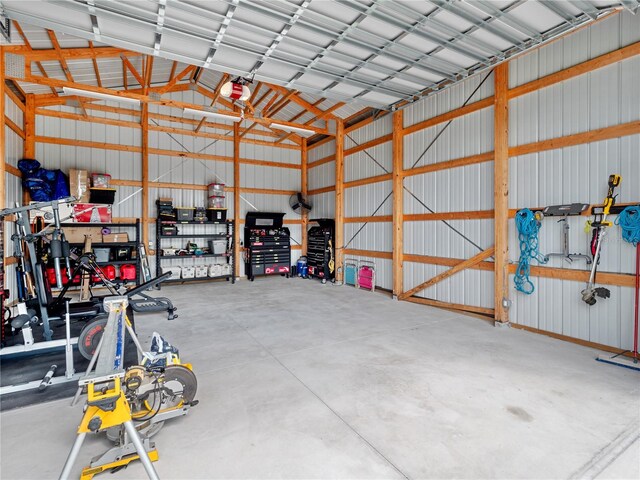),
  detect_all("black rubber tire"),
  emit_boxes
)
[78,315,108,360]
